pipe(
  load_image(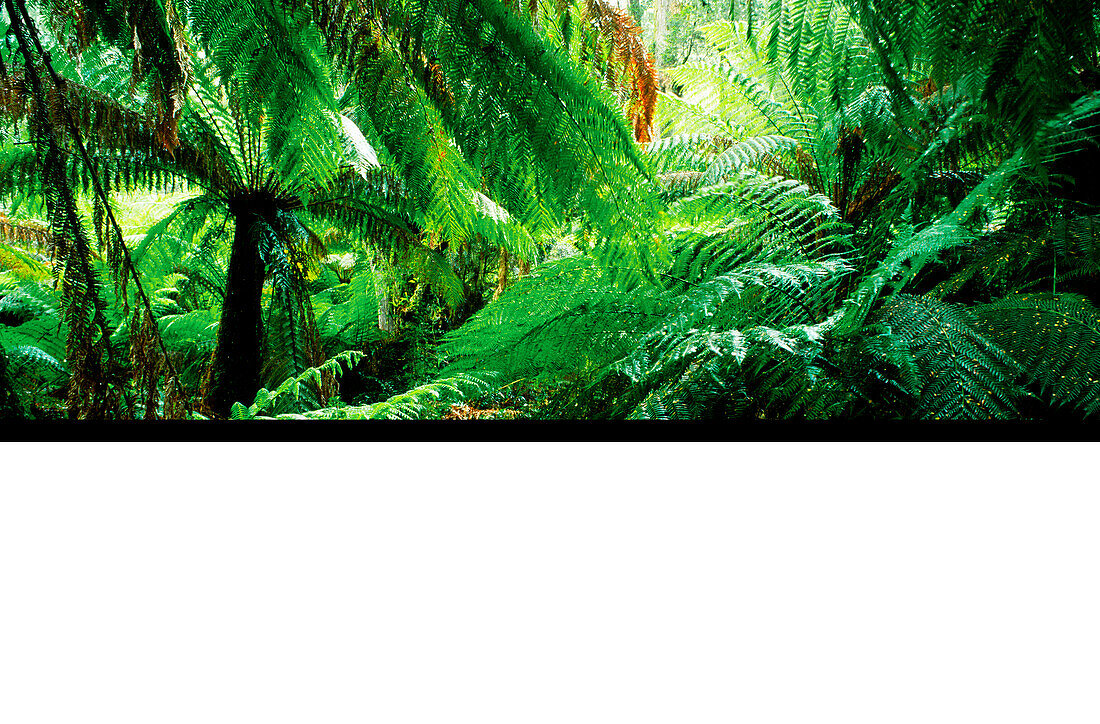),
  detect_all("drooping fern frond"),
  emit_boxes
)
[38,0,193,149]
[700,134,800,184]
[669,169,849,262]
[435,173,854,420]
[873,293,1024,420]
[970,293,1100,418]
[313,0,665,283]
[662,54,814,143]
[525,0,658,142]
[15,38,122,418]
